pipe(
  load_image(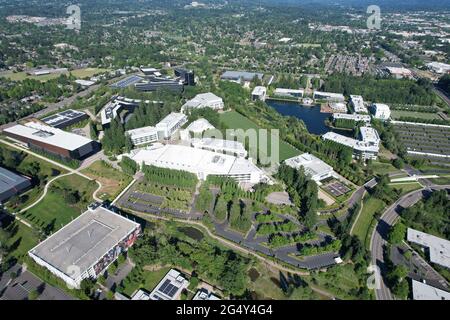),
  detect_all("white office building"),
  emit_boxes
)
[350,95,368,114]
[407,228,450,269]
[193,289,221,300]
[28,205,140,288]
[274,88,304,99]
[371,103,391,120]
[322,126,380,160]
[333,113,371,124]
[284,153,334,183]
[251,86,267,101]
[181,92,224,113]
[313,91,345,103]
[191,137,247,158]
[126,126,159,146]
[129,144,265,184]
[185,118,215,134]
[149,269,189,300]
[155,112,188,139]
